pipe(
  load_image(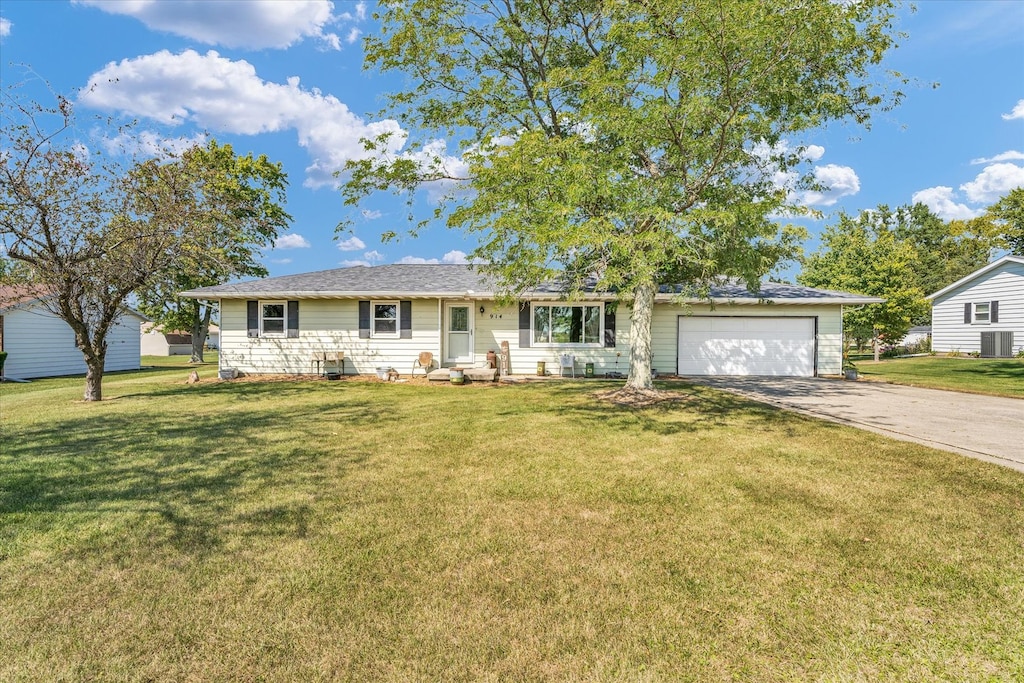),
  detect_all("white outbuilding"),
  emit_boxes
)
[0,286,145,380]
